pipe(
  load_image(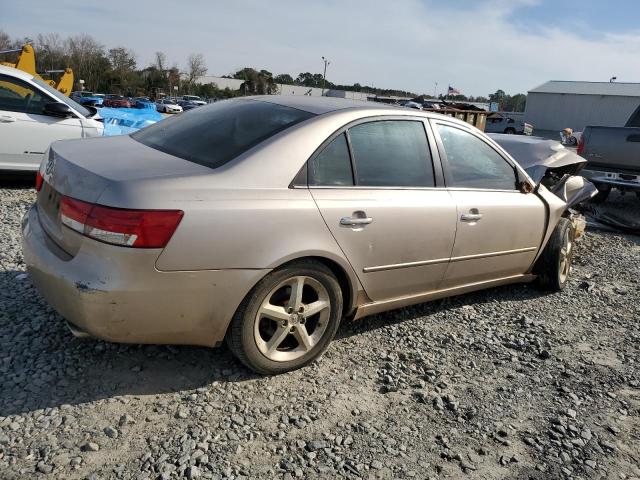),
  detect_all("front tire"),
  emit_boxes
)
[534,218,574,291]
[226,260,343,375]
